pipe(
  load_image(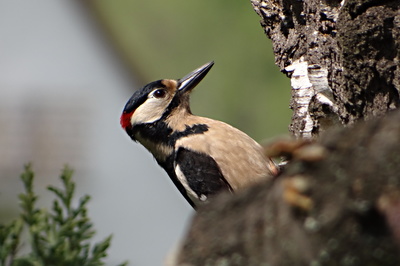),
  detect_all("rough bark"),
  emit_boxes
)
[170,1,400,265]
[251,0,399,138]
[174,109,400,266]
